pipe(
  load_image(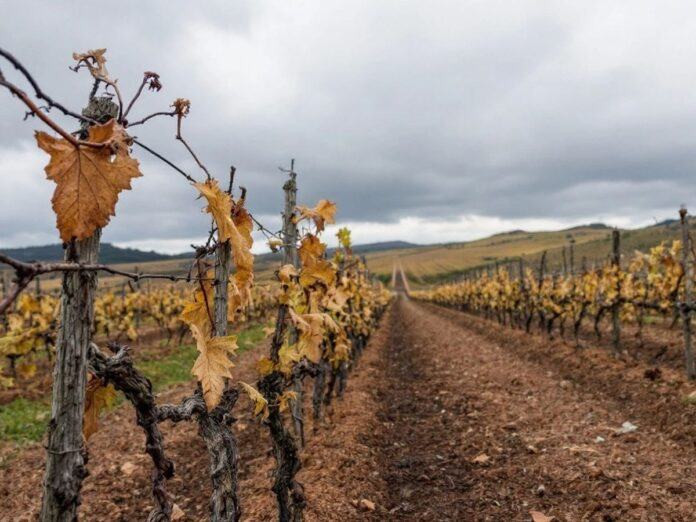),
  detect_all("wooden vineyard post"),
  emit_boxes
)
[1,273,7,329]
[258,162,306,522]
[282,161,305,448]
[536,251,547,332]
[134,265,141,332]
[679,207,696,379]
[569,238,575,276]
[611,229,621,355]
[518,257,525,329]
[40,96,117,522]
